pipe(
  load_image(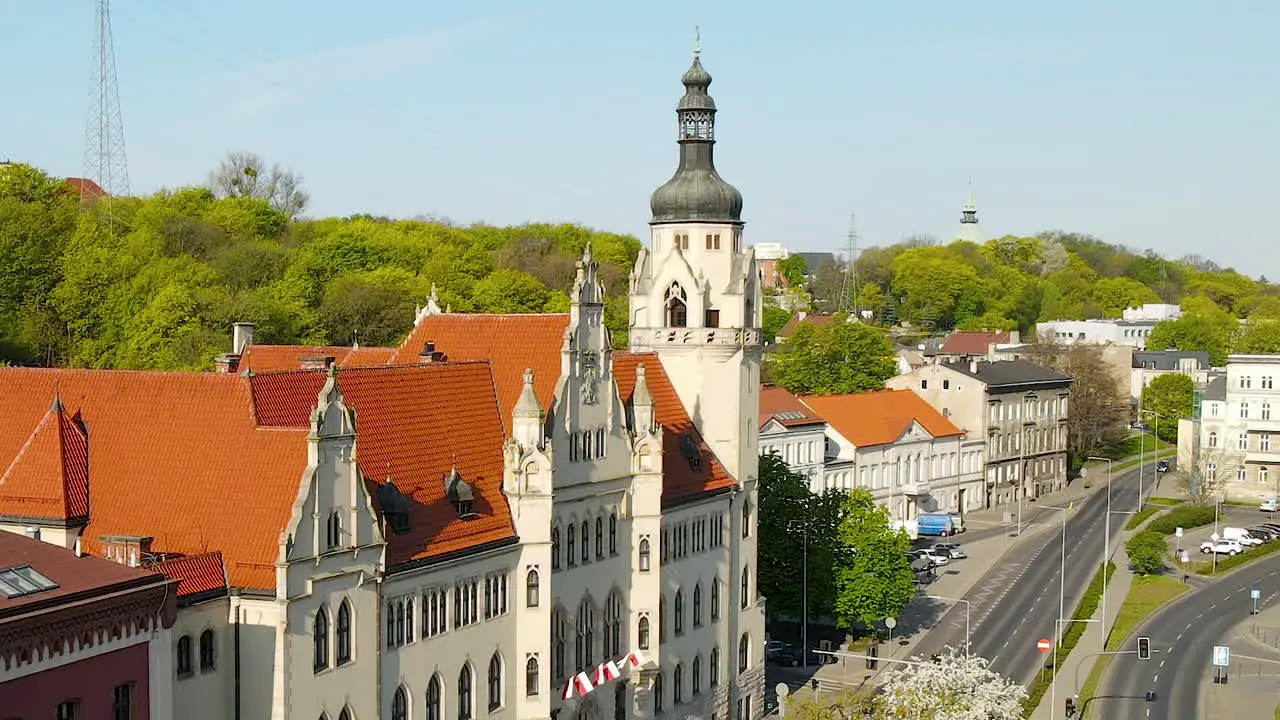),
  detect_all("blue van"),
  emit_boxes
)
[917,513,955,537]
